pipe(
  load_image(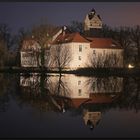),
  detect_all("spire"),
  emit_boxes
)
[91,8,96,13]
